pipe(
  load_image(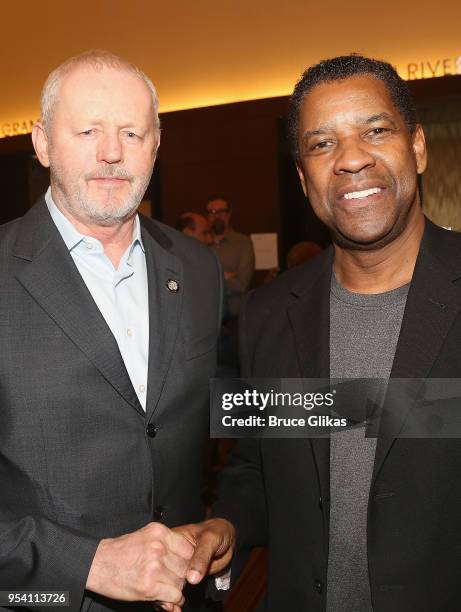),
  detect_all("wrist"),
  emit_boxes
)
[86,538,111,592]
